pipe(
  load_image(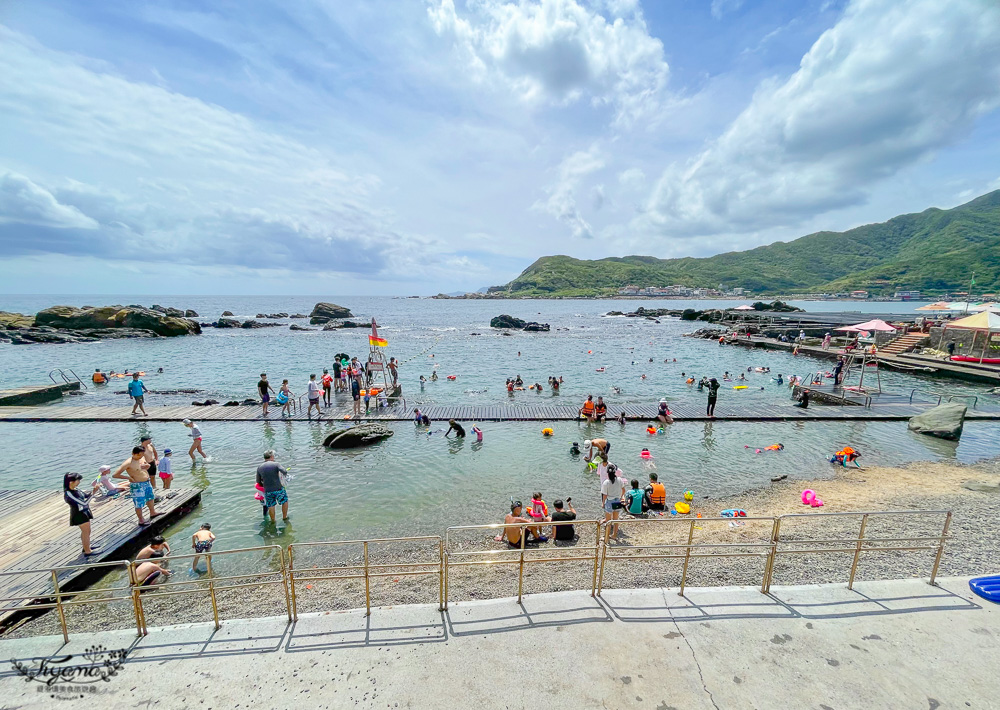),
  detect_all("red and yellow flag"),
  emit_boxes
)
[369,319,387,347]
